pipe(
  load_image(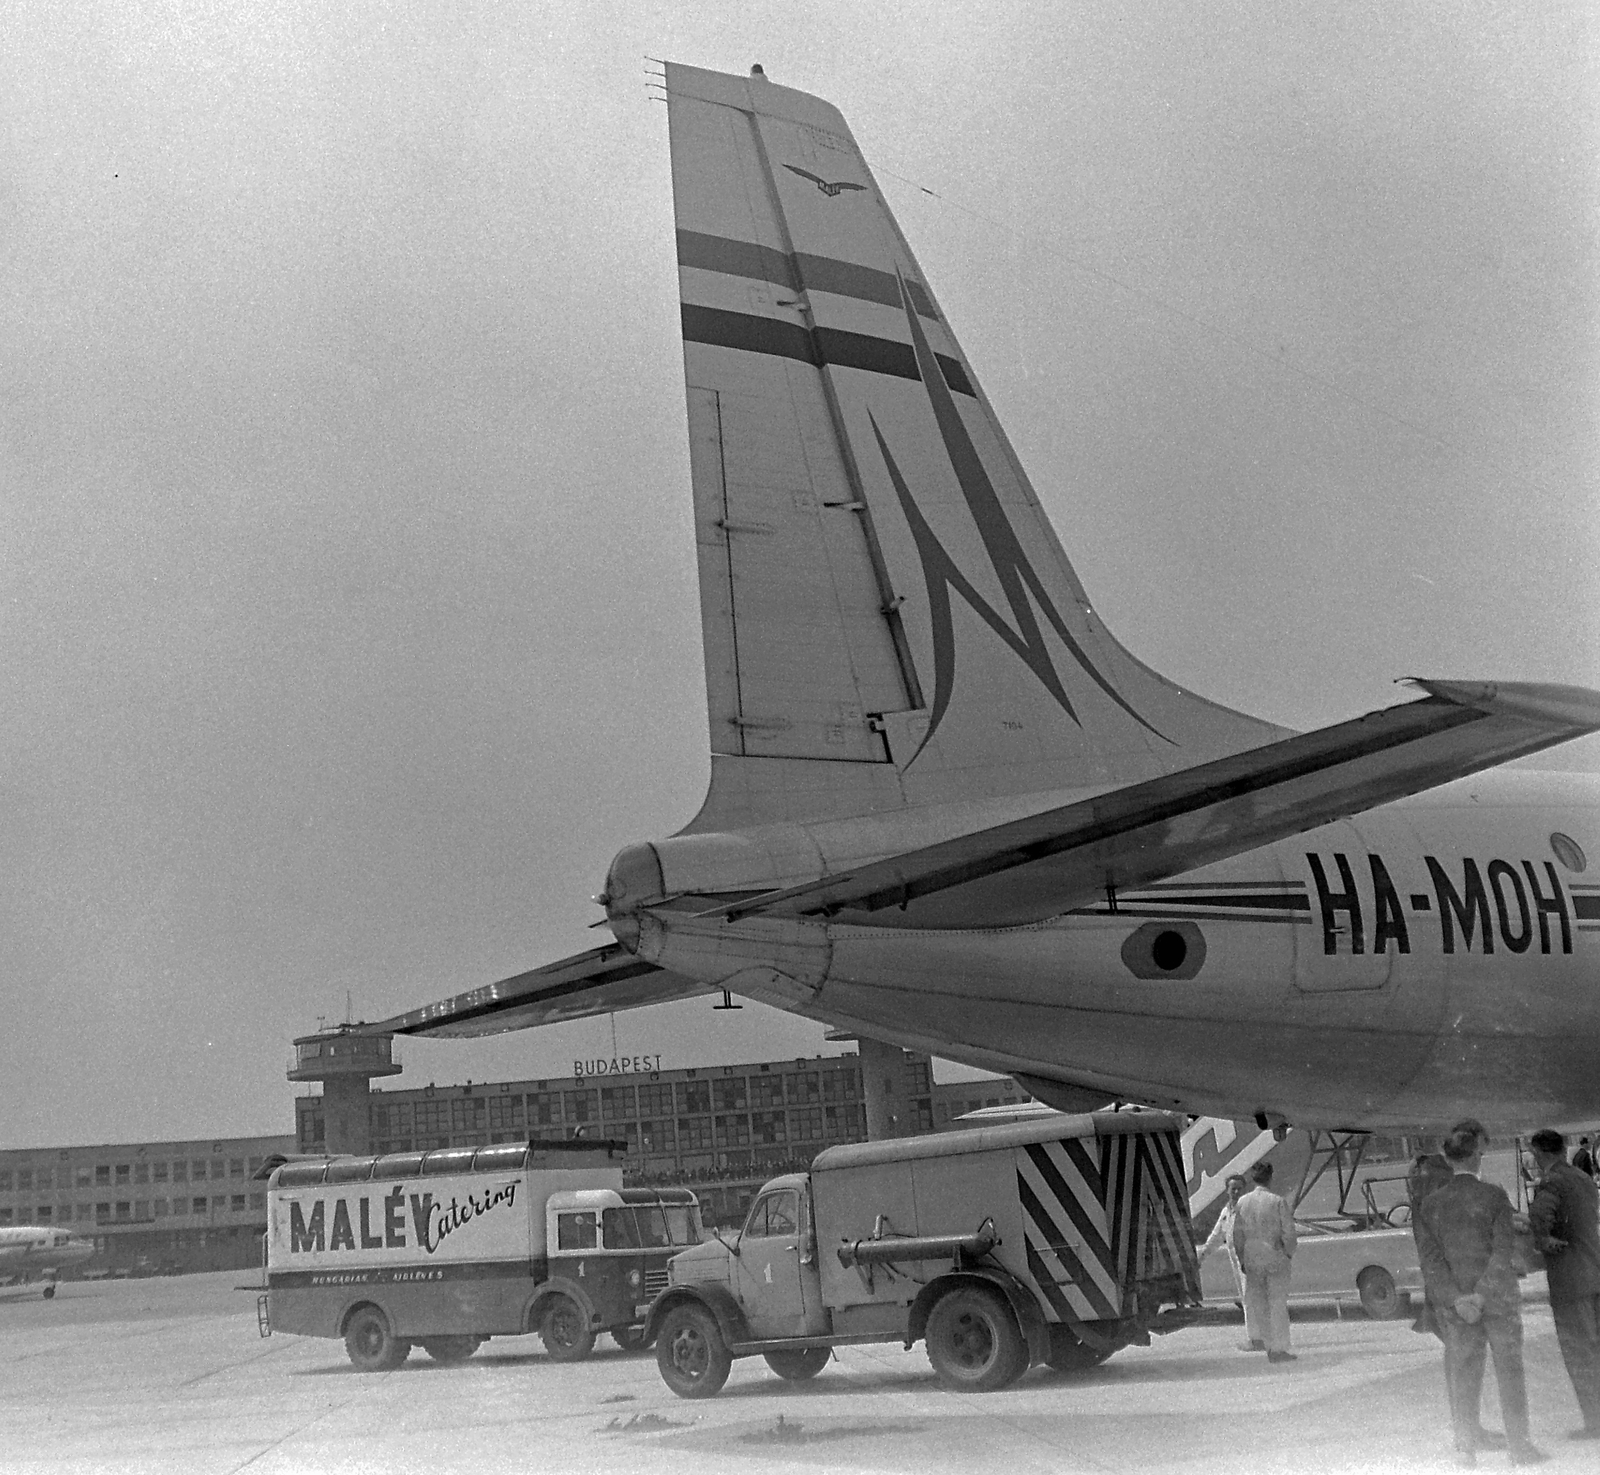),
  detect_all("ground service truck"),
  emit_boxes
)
[647,1110,1200,1397]
[264,1140,702,1368]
